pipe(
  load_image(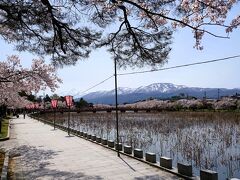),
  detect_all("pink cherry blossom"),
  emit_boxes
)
[0,55,62,108]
